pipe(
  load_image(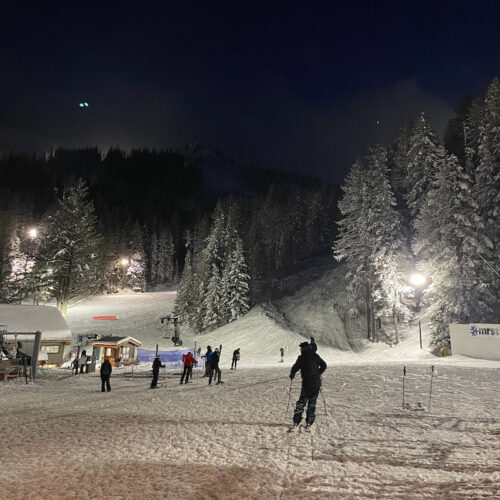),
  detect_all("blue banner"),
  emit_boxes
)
[137,348,196,369]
